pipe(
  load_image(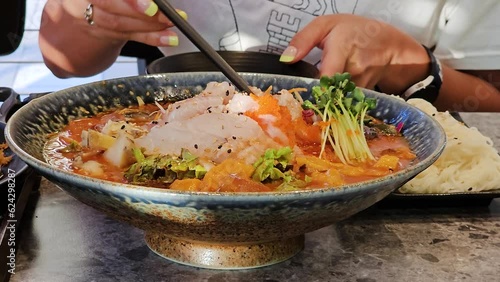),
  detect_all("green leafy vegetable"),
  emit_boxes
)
[276,174,311,191]
[302,73,377,164]
[252,147,293,182]
[125,148,207,184]
[251,147,311,191]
